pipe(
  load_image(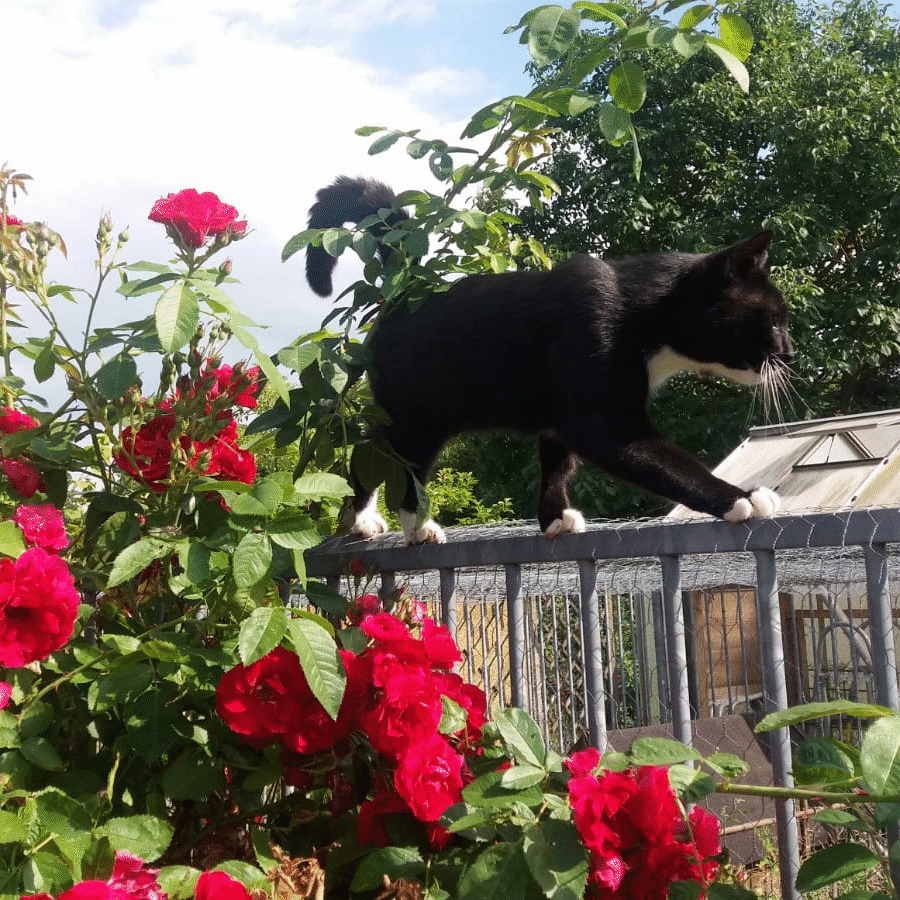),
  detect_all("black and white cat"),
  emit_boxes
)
[305,176,793,544]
